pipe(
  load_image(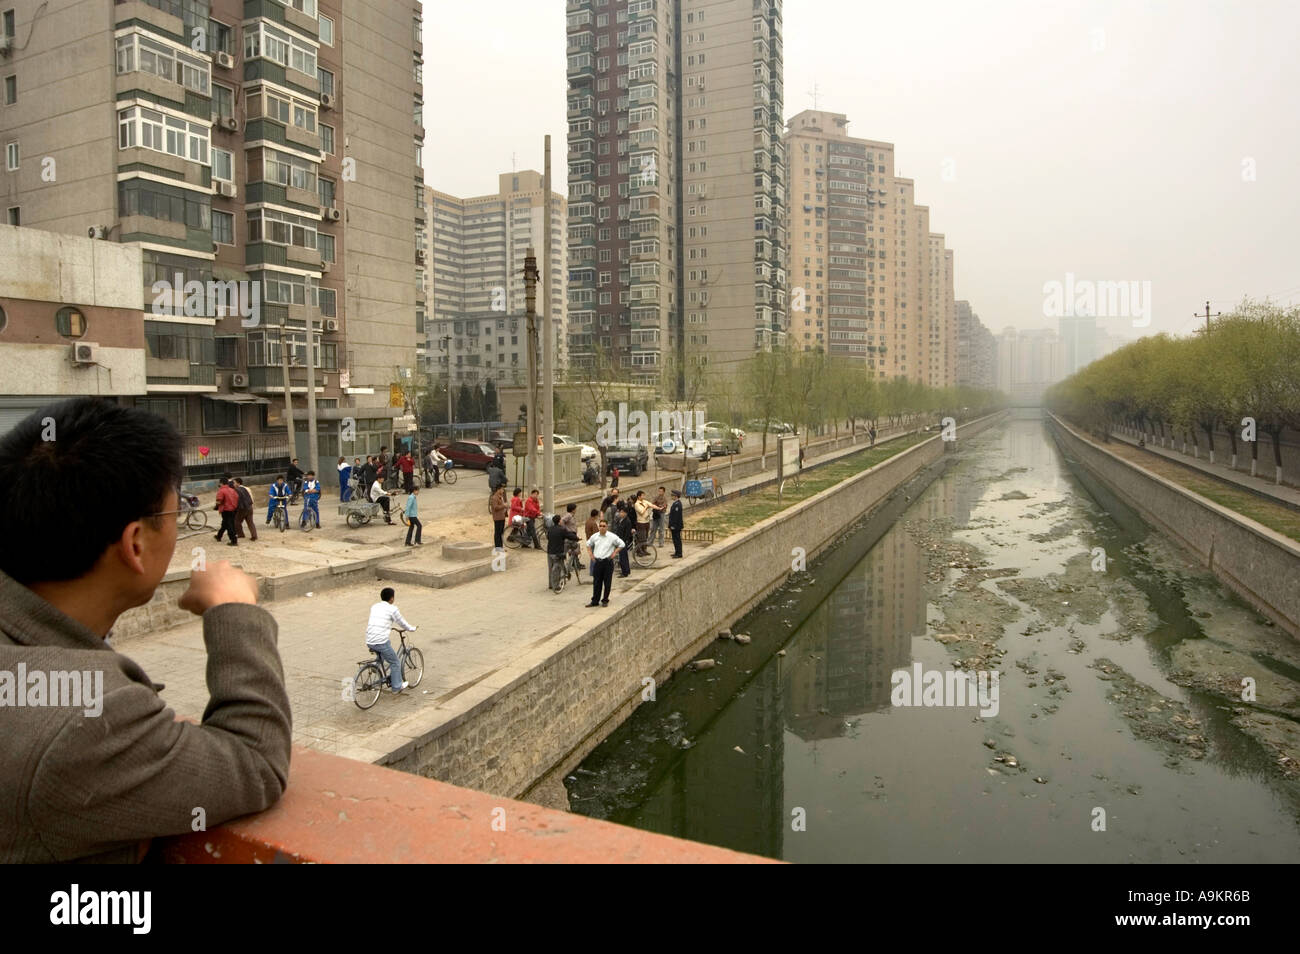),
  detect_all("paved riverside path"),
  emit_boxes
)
[1109,428,1300,510]
[127,423,922,765]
